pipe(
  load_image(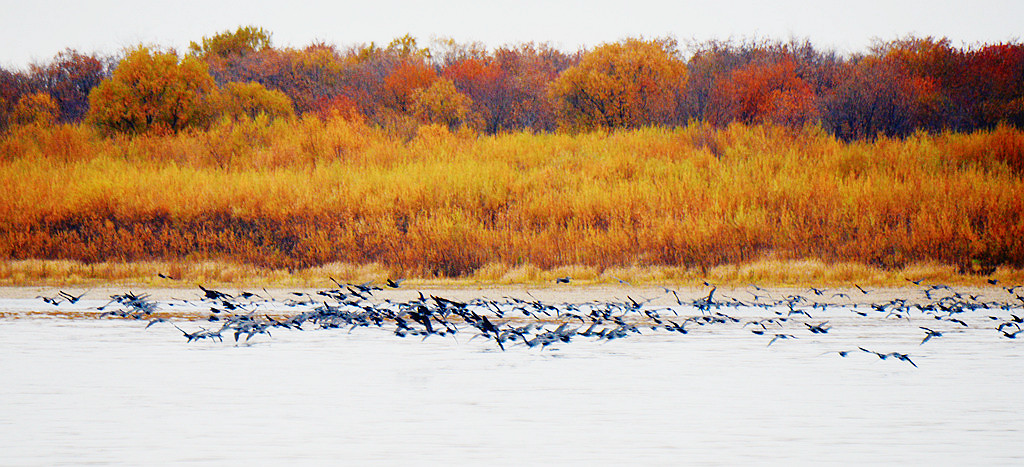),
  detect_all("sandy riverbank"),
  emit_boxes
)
[4,283,1020,307]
